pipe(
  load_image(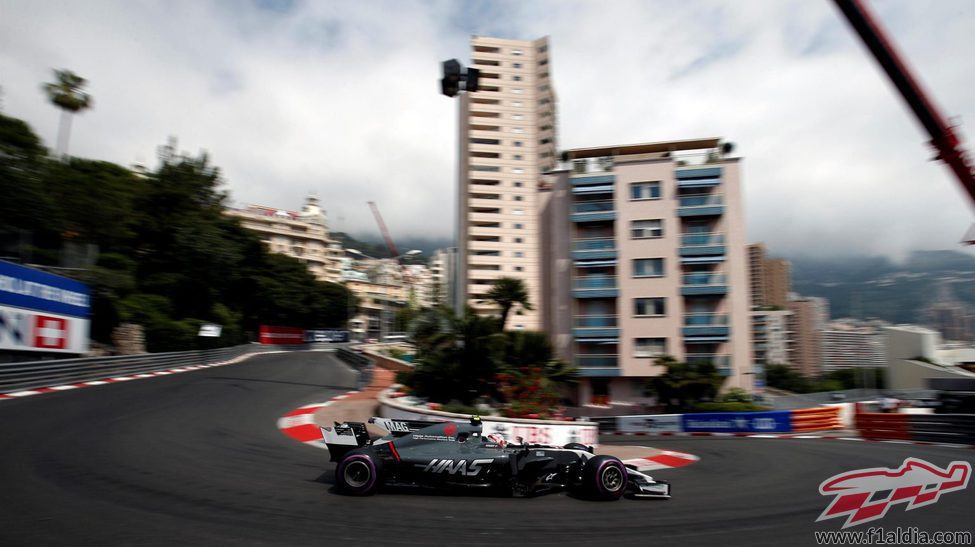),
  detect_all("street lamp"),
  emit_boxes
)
[440,58,480,318]
[347,248,421,342]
